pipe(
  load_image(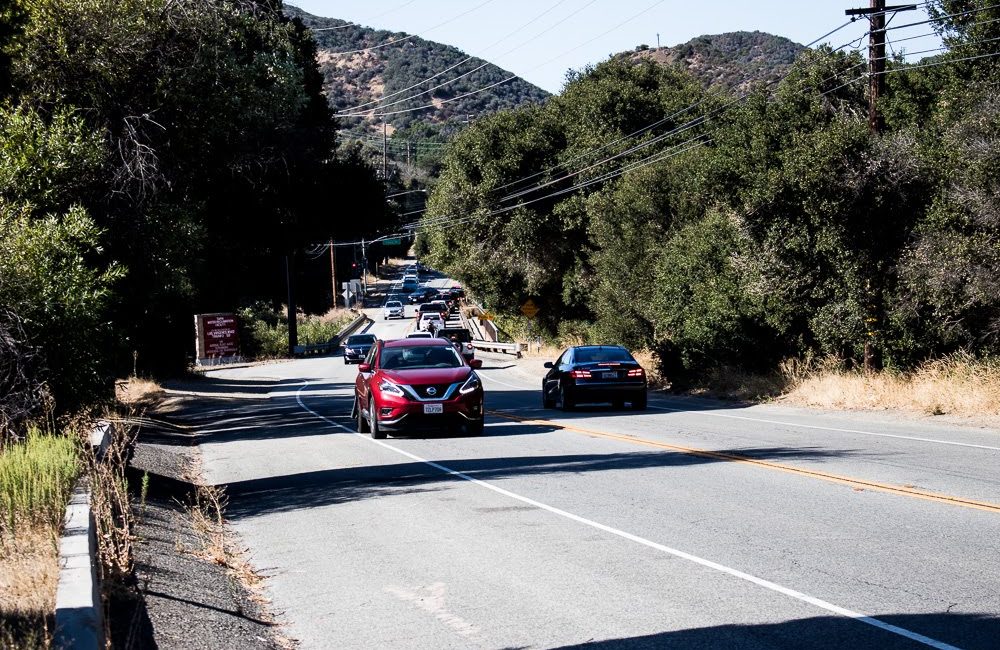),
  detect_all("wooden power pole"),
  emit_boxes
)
[845,2,917,135]
[845,2,916,369]
[329,239,337,310]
